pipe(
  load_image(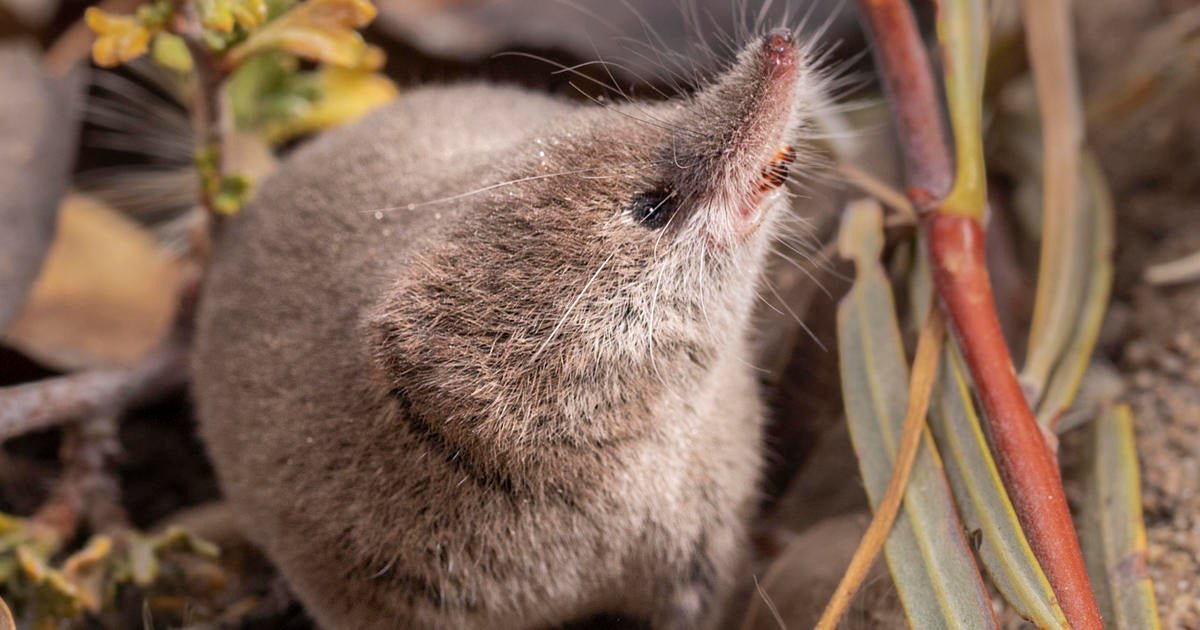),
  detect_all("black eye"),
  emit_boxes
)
[629,186,677,229]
